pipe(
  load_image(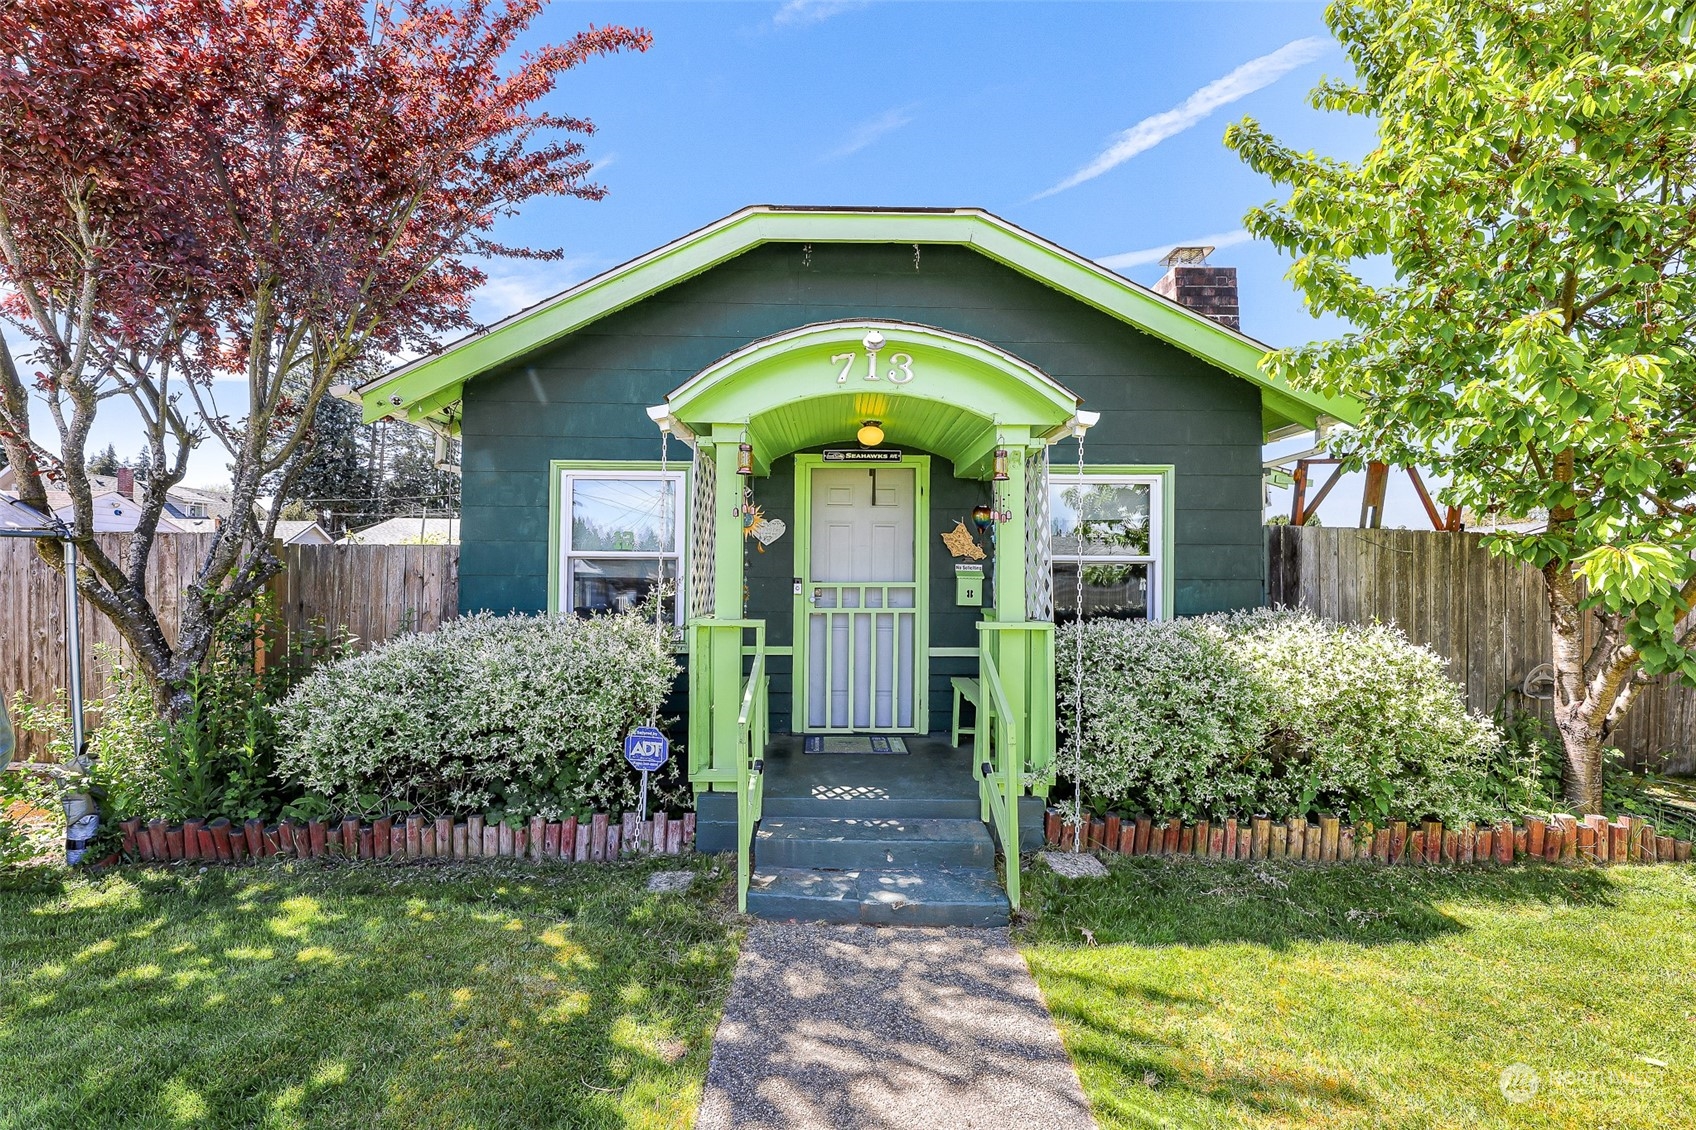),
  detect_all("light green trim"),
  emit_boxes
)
[1052,463,1177,621]
[663,321,1080,478]
[360,207,1361,436]
[742,644,794,657]
[929,646,979,658]
[545,460,690,619]
[790,454,931,734]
